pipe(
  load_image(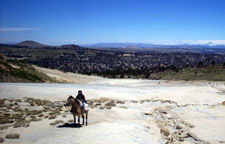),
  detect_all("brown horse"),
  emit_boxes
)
[64,96,88,125]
